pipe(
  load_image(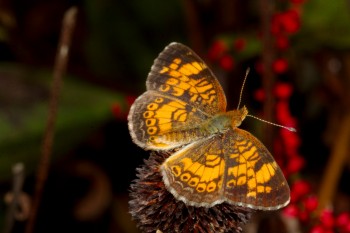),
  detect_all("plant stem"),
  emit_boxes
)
[24,6,78,233]
[259,0,276,147]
